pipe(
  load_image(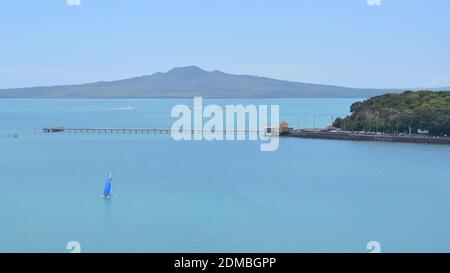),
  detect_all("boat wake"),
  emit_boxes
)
[112,105,135,110]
